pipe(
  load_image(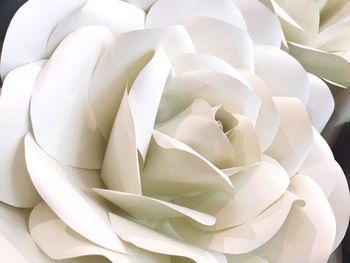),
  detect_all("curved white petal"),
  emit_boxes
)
[128,48,171,159]
[171,191,302,254]
[29,203,168,263]
[265,97,313,176]
[141,131,234,196]
[93,188,216,226]
[240,71,279,151]
[254,45,310,104]
[24,133,128,253]
[109,213,227,263]
[316,20,350,52]
[46,0,145,54]
[232,0,282,47]
[101,91,141,195]
[184,17,254,70]
[0,62,43,207]
[0,202,52,263]
[306,74,334,132]
[89,26,195,139]
[157,71,260,125]
[145,0,246,30]
[0,0,87,78]
[288,41,350,87]
[122,0,158,11]
[31,26,112,169]
[300,131,350,250]
[179,156,289,230]
[255,175,336,263]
